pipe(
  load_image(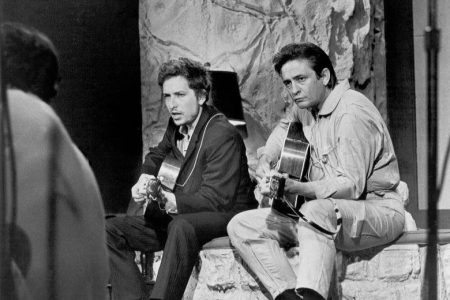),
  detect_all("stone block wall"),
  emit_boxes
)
[180,243,450,300]
[340,245,423,299]
[139,0,387,169]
